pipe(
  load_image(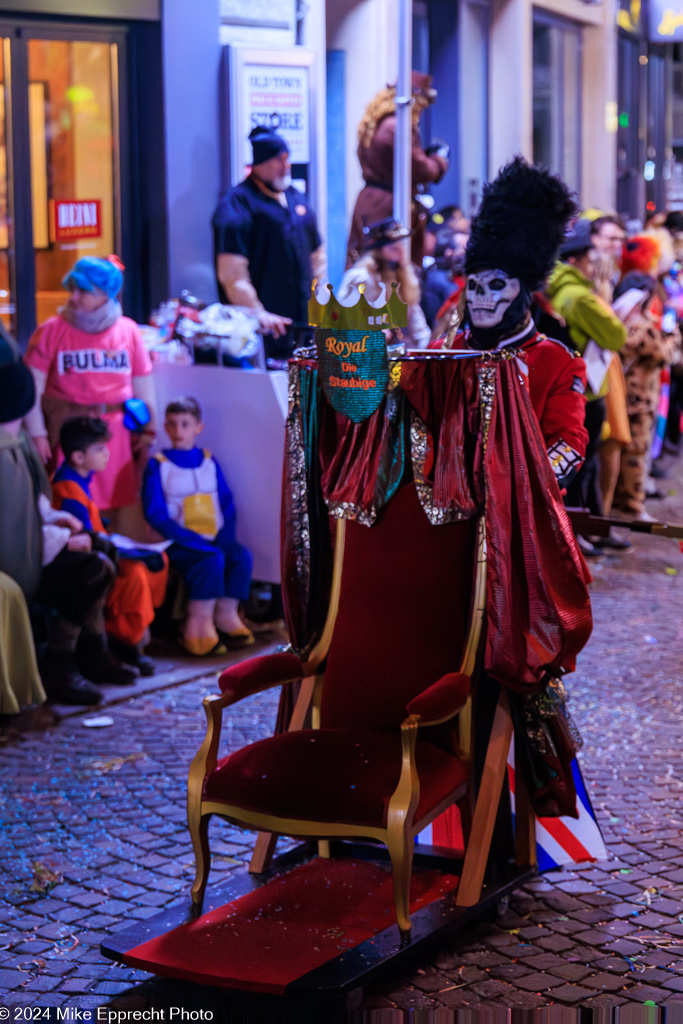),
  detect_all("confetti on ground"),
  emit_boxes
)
[82,715,115,728]
[29,862,63,894]
[88,752,146,772]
